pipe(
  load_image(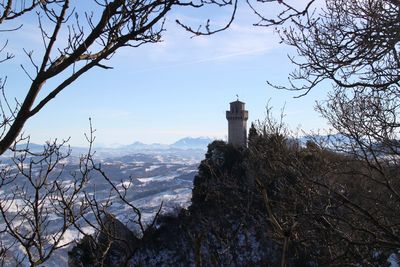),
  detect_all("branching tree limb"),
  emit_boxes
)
[0,0,247,155]
[268,0,400,95]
